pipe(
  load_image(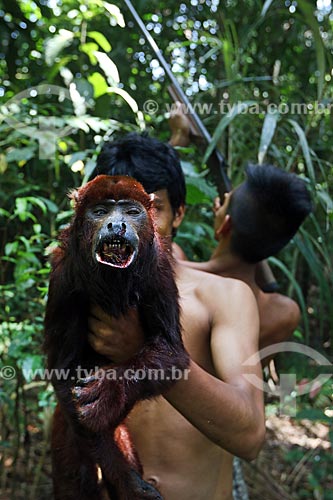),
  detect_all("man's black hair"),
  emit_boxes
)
[229,164,312,263]
[91,132,186,213]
